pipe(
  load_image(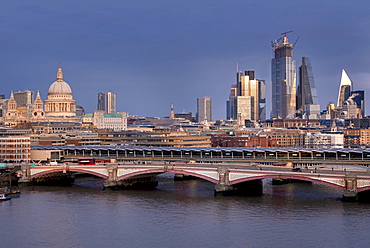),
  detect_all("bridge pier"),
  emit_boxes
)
[103,163,118,188]
[214,167,232,195]
[104,175,158,190]
[342,175,358,202]
[103,164,158,189]
[18,164,31,184]
[214,167,263,196]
